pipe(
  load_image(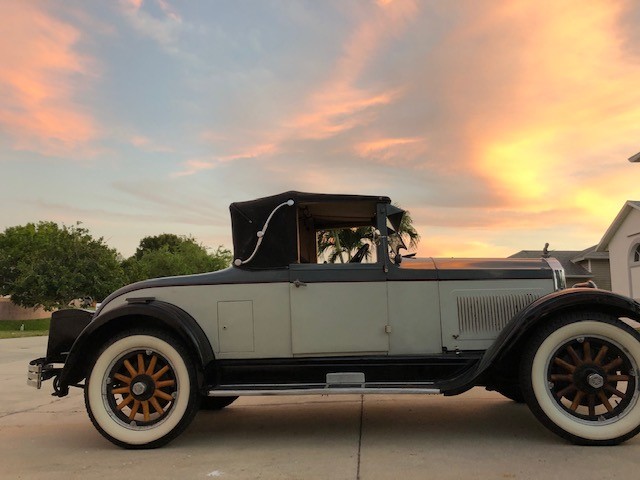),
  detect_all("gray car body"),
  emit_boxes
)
[46,192,640,397]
